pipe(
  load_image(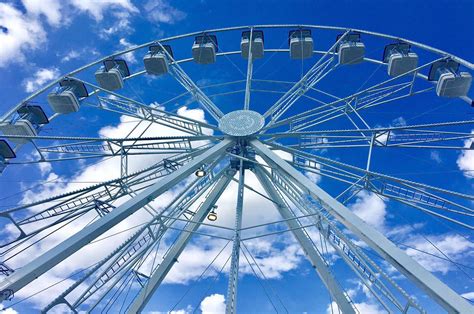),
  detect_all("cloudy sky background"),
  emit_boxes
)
[0,0,473,313]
